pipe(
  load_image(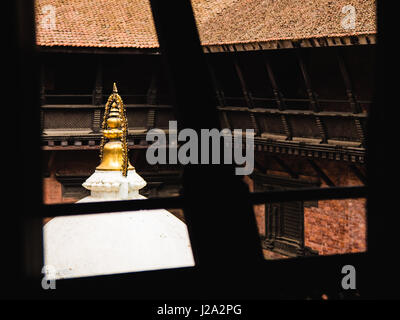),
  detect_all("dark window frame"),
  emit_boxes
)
[7,0,386,300]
